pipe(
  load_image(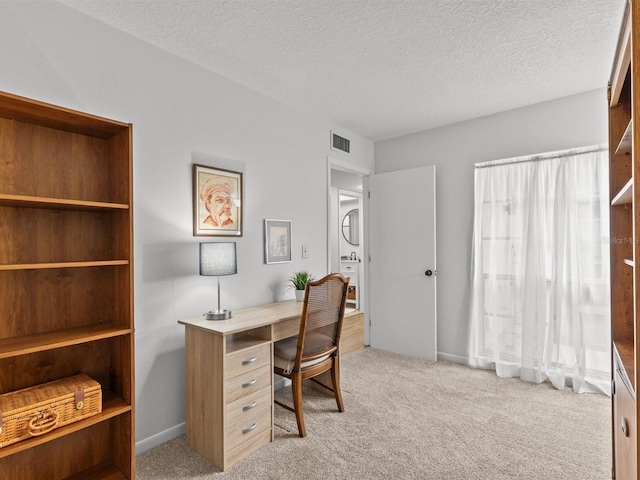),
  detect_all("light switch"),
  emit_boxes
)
[302,245,309,258]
